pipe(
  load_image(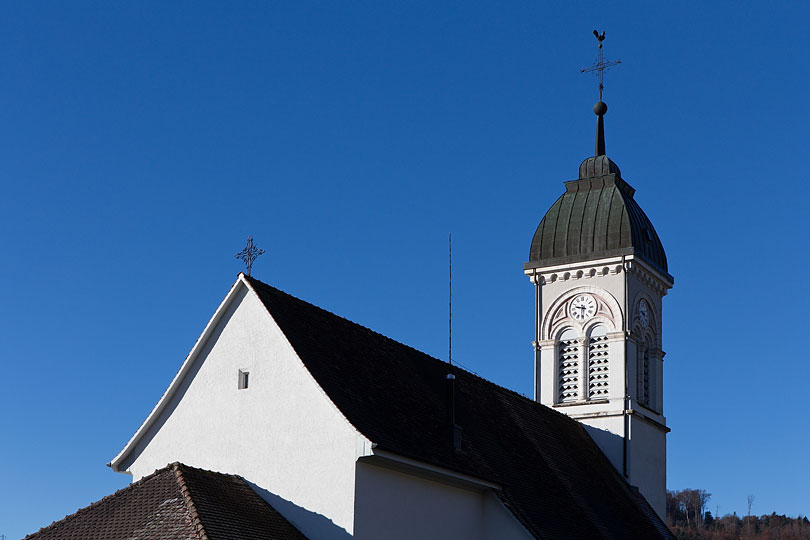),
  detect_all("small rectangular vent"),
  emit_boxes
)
[238,370,249,390]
